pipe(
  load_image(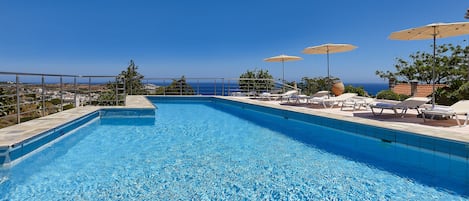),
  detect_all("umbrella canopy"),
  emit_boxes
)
[389,22,469,40]
[302,43,357,54]
[264,54,303,87]
[389,22,469,108]
[302,43,357,85]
